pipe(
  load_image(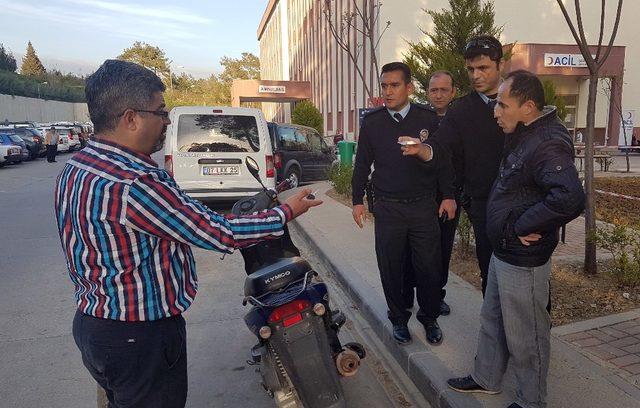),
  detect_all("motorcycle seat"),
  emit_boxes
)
[244,257,313,298]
